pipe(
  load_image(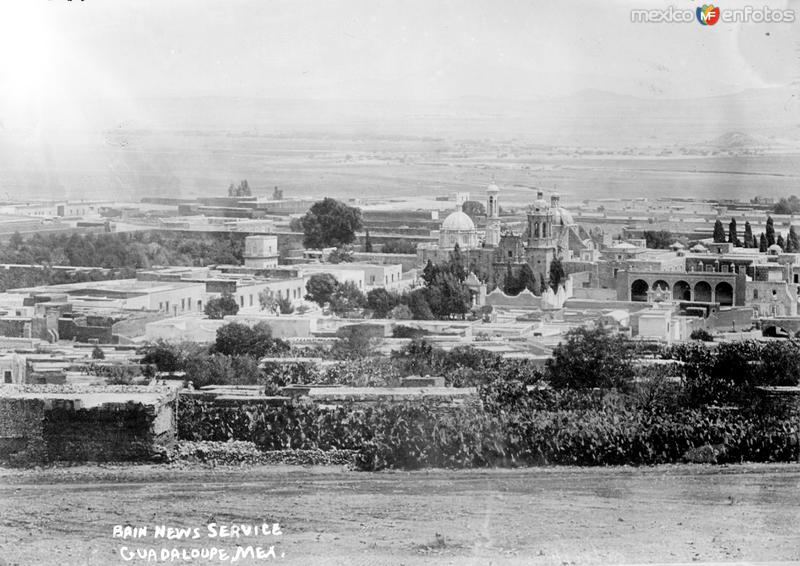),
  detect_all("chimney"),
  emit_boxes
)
[537,190,544,200]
